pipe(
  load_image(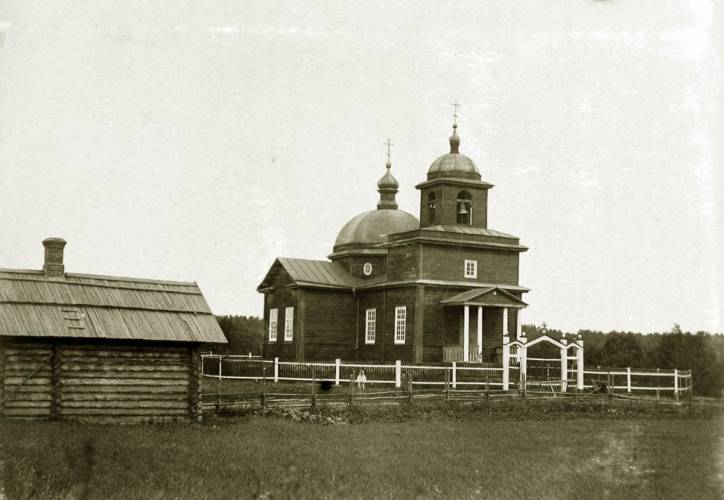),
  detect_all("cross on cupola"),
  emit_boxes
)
[384,138,394,167]
[376,137,399,210]
[450,100,461,127]
[449,100,461,154]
